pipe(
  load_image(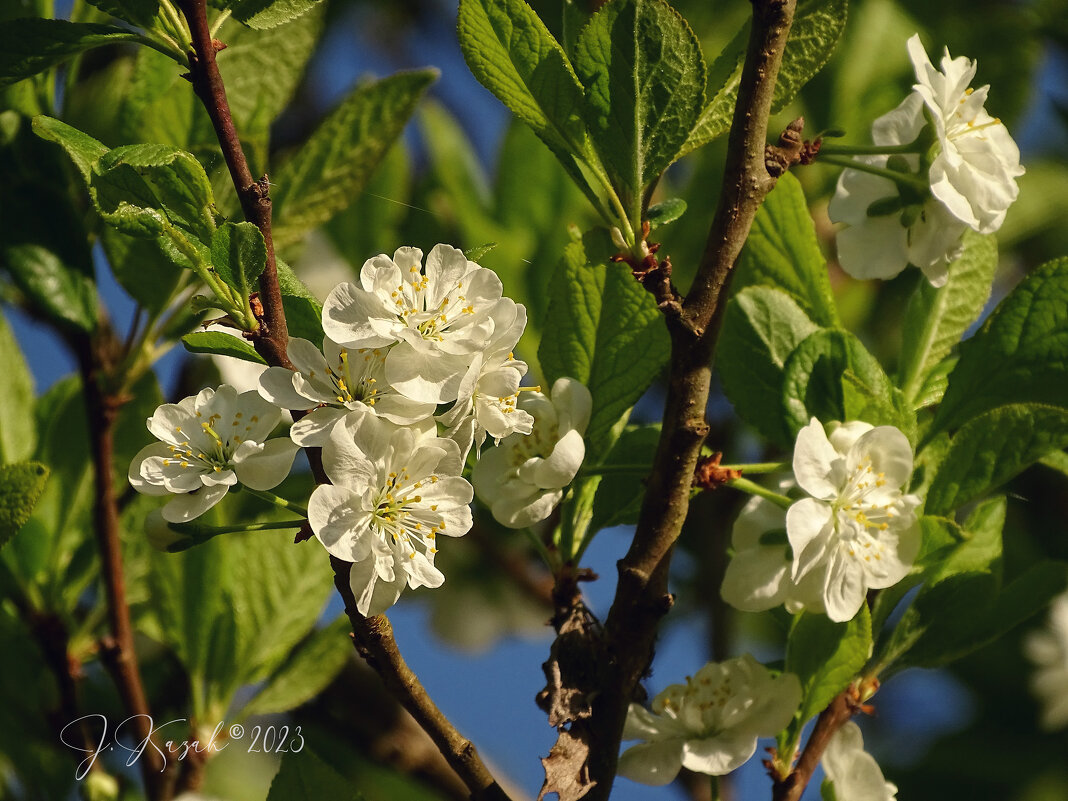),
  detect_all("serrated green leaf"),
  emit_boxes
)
[0,311,35,463]
[933,257,1068,434]
[538,229,669,459]
[211,221,266,300]
[925,404,1068,516]
[276,258,324,346]
[717,286,820,448]
[268,749,362,801]
[679,0,848,157]
[786,605,871,731]
[782,329,912,438]
[226,0,323,30]
[589,424,659,534]
[182,331,267,365]
[898,232,998,404]
[272,69,436,249]
[0,462,48,548]
[458,0,586,156]
[30,114,107,183]
[92,143,217,242]
[1039,449,1068,478]
[85,0,160,28]
[733,172,838,328]
[241,615,351,717]
[572,0,705,206]
[0,18,139,89]
[464,243,498,262]
[913,356,957,411]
